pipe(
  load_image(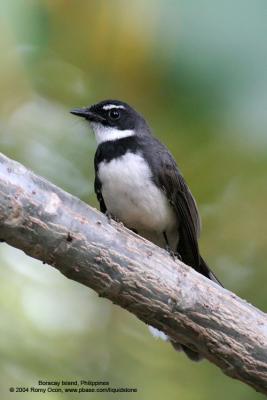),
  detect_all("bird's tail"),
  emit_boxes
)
[171,341,204,361]
[199,255,223,287]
